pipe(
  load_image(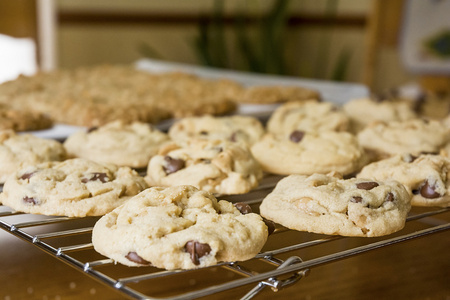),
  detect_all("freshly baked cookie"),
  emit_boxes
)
[0,158,148,217]
[358,154,450,207]
[238,85,320,104]
[343,98,417,133]
[250,132,367,176]
[0,130,66,183]
[0,65,240,127]
[146,139,263,195]
[168,115,265,146]
[64,120,170,168]
[0,103,53,132]
[92,185,268,270]
[260,173,411,237]
[267,101,349,136]
[357,119,450,160]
